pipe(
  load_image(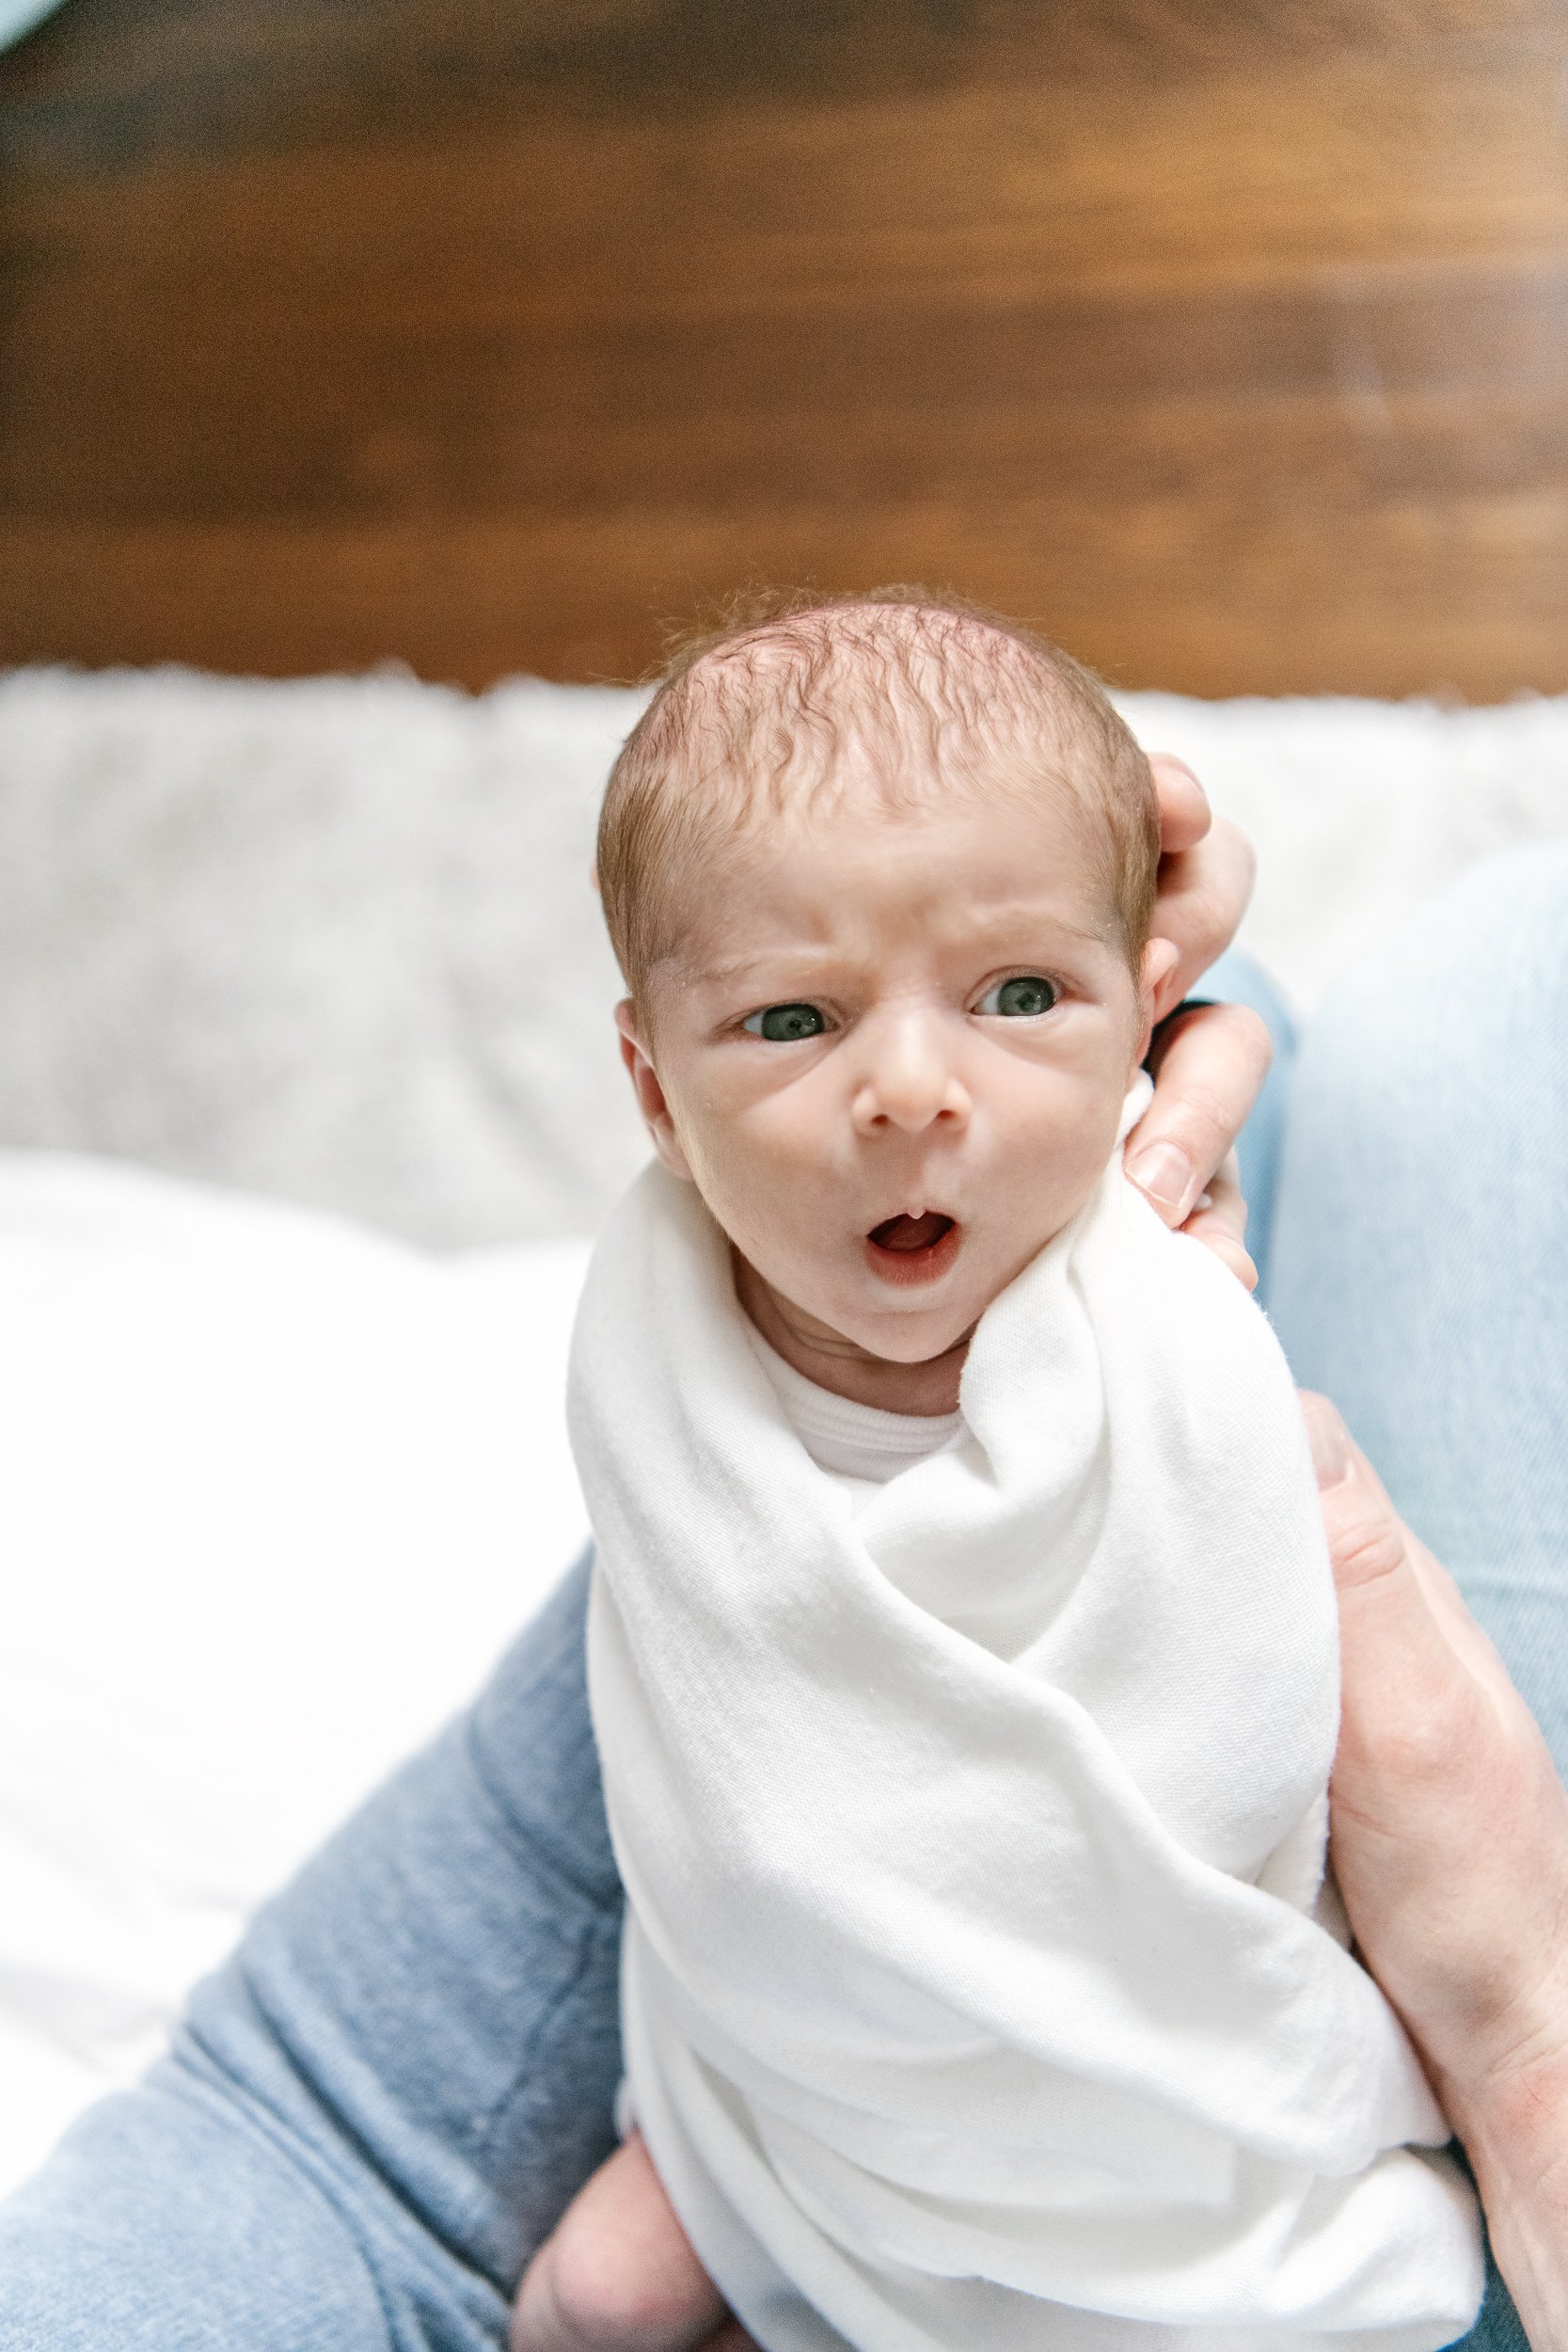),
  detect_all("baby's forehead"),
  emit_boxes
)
[661,750,1118,973]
